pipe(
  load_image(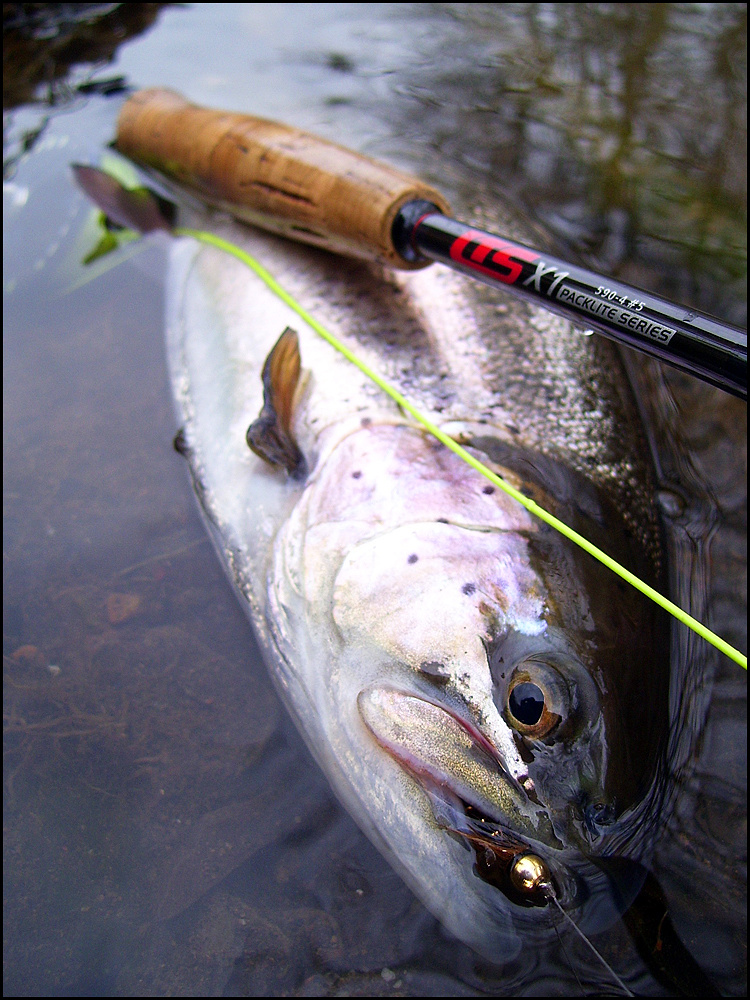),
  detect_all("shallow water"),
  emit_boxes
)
[3,4,746,996]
